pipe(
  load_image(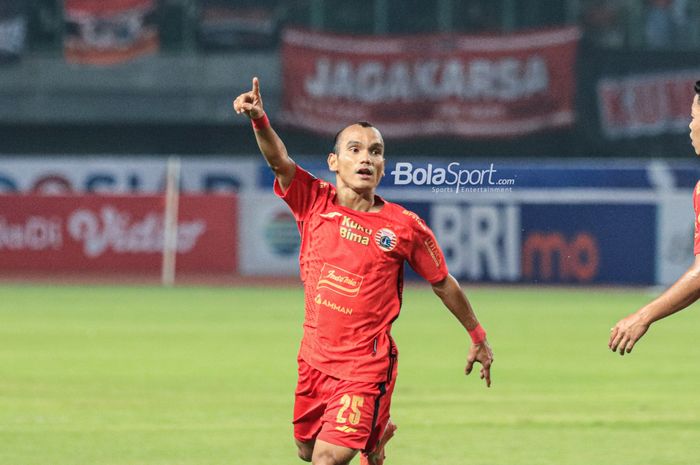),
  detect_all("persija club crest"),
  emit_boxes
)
[375,228,397,252]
